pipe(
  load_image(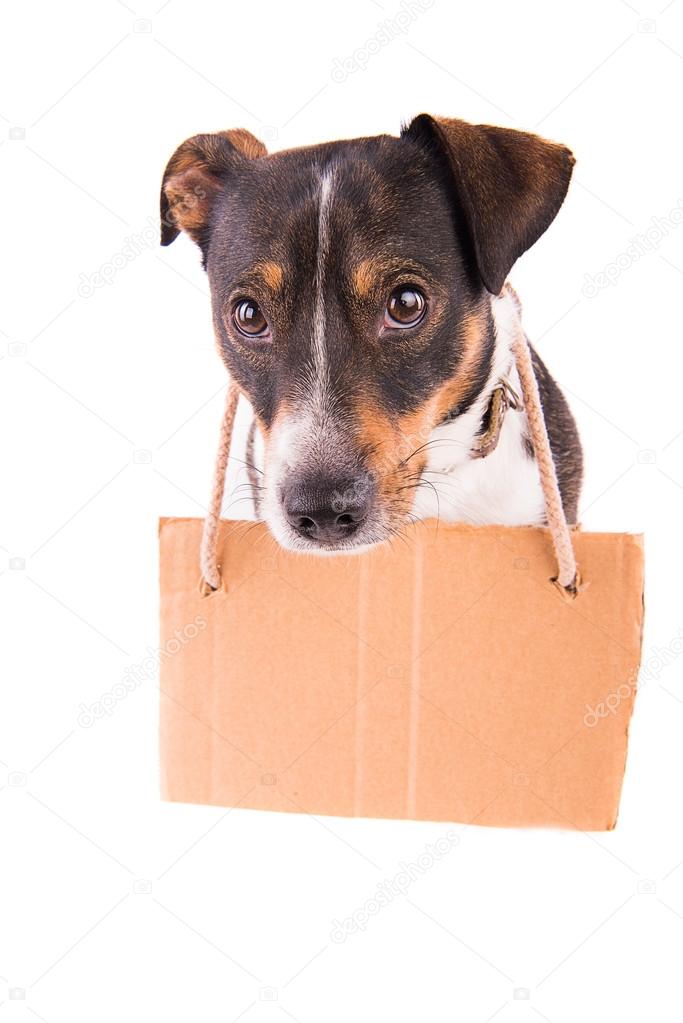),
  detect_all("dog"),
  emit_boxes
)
[160,114,582,552]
